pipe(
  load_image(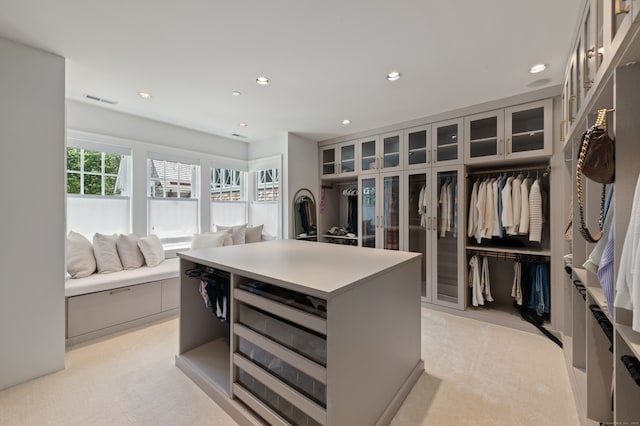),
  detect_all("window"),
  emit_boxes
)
[66,146,131,238]
[256,167,279,202]
[147,158,200,242]
[148,159,198,198]
[66,147,128,196]
[211,168,244,201]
